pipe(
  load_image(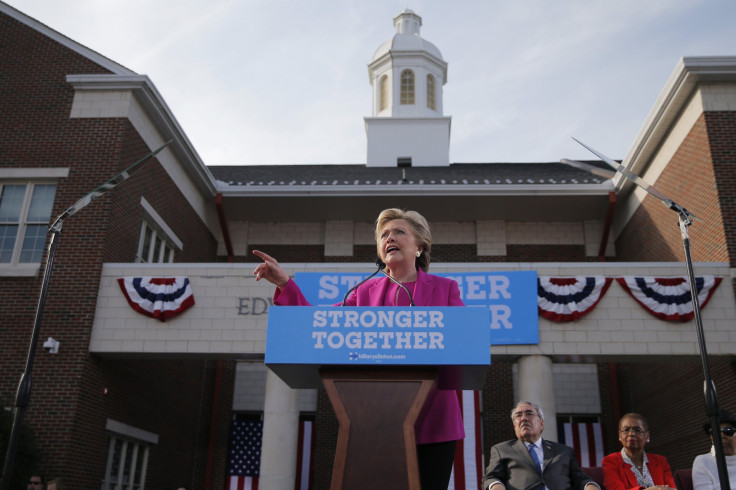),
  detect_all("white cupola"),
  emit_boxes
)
[365,9,451,167]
